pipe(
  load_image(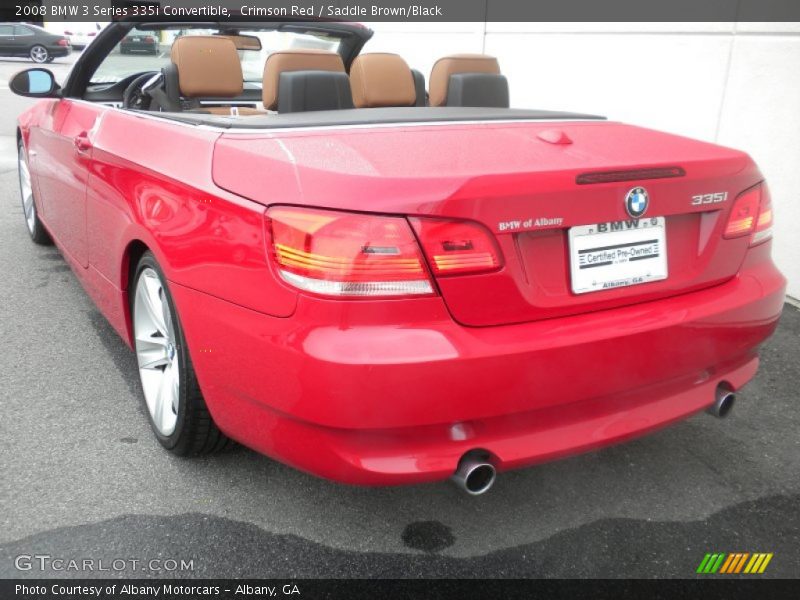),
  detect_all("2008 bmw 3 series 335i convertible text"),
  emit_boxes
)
[13,20,785,494]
